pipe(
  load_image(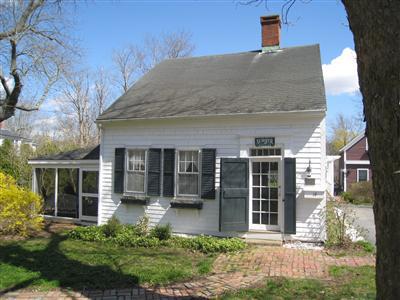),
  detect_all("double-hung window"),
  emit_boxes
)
[126,149,146,193]
[178,150,200,196]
